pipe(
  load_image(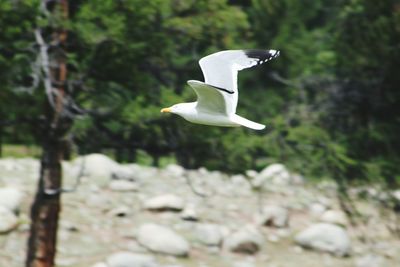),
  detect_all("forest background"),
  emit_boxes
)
[0,0,399,188]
